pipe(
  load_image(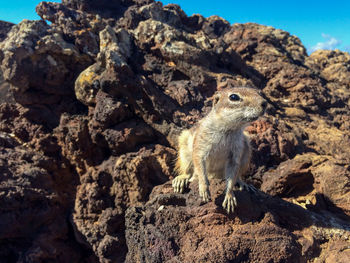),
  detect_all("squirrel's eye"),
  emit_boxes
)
[229,93,240,101]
